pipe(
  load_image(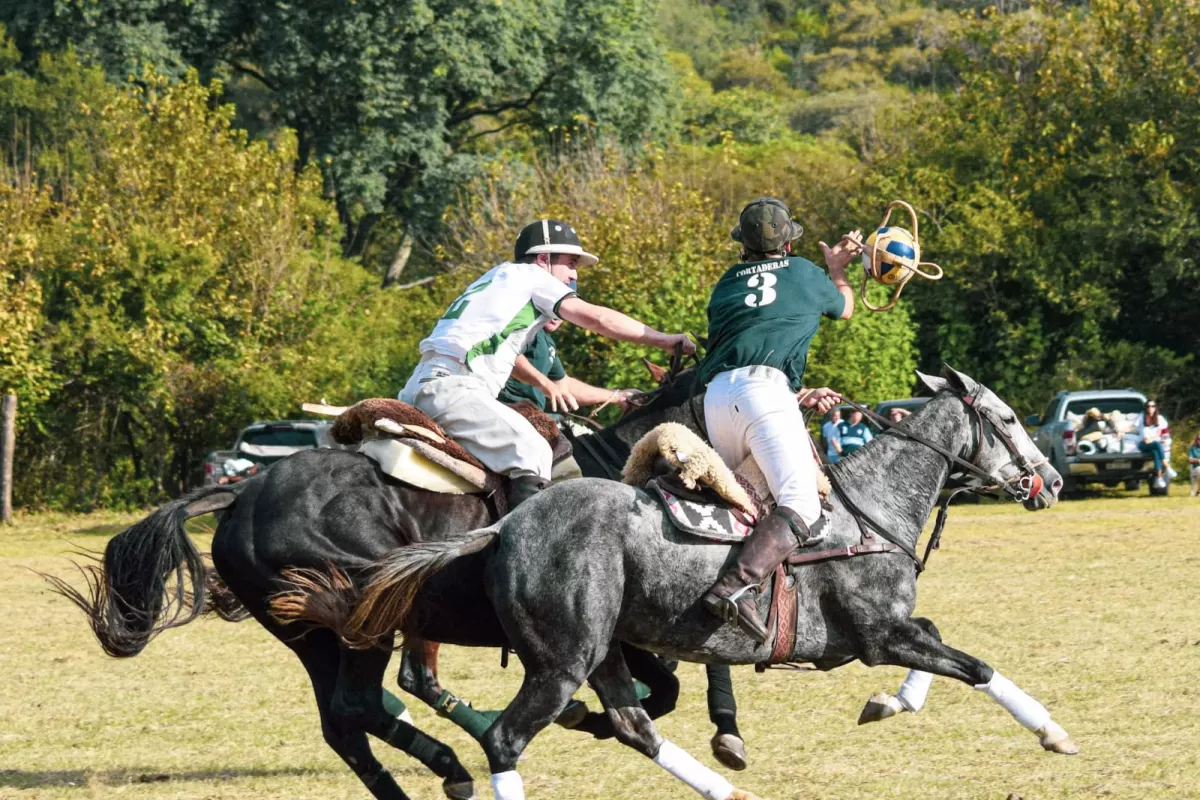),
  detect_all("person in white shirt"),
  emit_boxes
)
[1134,400,1171,480]
[400,219,695,509]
